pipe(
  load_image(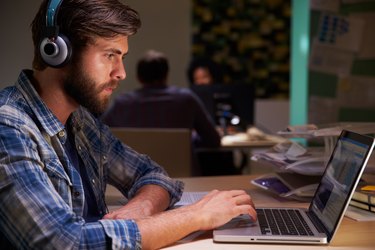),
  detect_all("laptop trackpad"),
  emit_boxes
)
[215,214,261,235]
